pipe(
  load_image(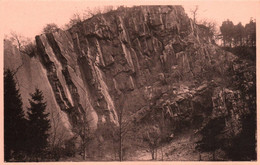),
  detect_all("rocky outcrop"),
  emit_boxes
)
[4,39,73,138]
[4,6,254,154]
